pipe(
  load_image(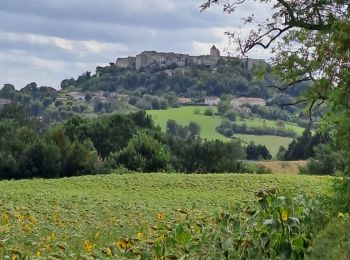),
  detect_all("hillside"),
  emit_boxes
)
[0,173,336,258]
[148,106,304,156]
[0,48,314,130]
